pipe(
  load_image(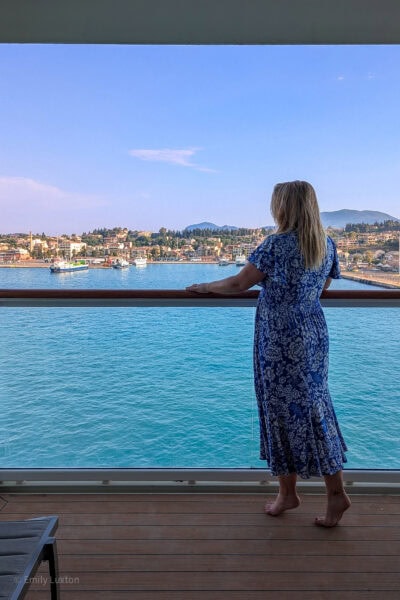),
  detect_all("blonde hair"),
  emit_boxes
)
[270,180,327,269]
